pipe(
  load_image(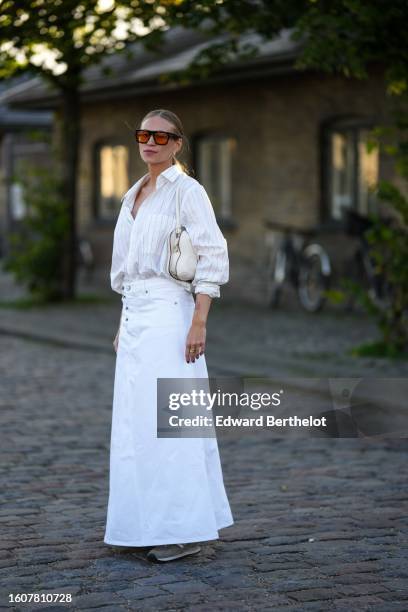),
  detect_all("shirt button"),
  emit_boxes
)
[121,285,124,290]
[125,306,128,310]
[126,284,131,290]
[125,317,128,321]
[145,290,148,293]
